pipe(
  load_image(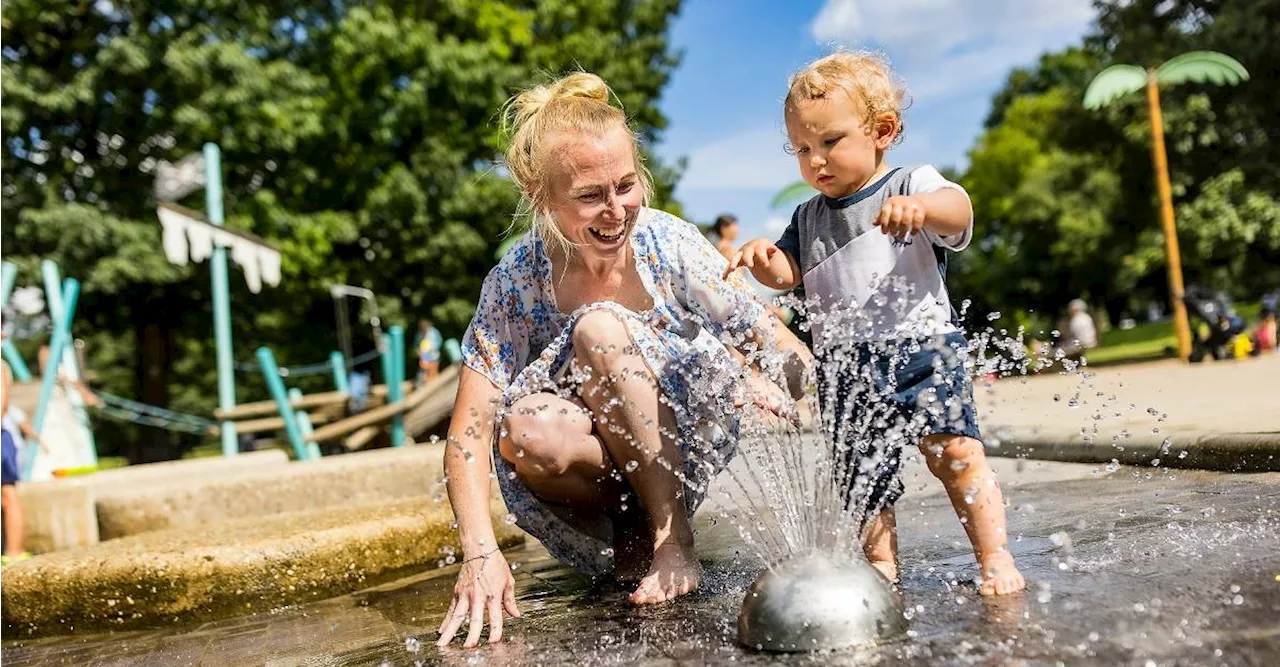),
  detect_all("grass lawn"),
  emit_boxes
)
[1084,302,1263,367]
[1085,320,1177,366]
